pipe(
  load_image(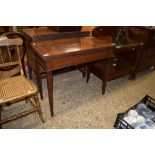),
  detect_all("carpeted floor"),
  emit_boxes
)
[2,68,155,129]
